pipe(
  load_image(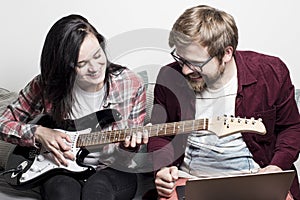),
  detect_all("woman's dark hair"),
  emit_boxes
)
[40,14,124,125]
